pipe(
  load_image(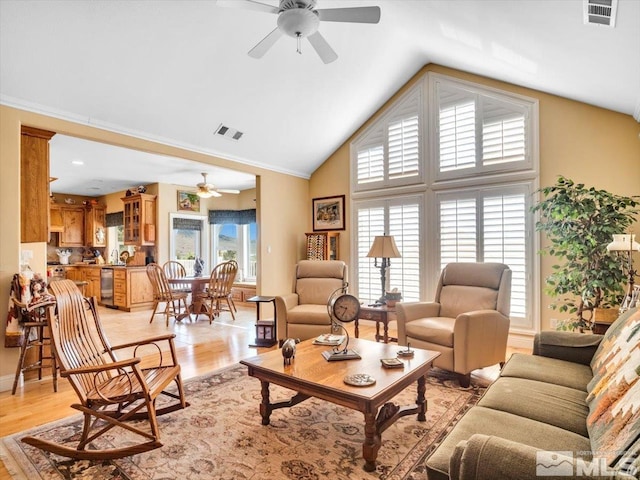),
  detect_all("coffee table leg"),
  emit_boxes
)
[416,375,427,422]
[259,380,272,425]
[362,412,381,472]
